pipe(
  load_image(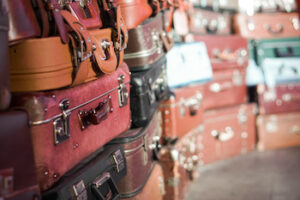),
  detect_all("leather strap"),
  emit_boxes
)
[36,0,50,37]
